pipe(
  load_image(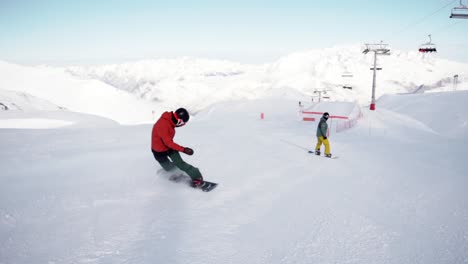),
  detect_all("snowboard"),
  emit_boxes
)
[168,173,218,192]
[308,150,339,159]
